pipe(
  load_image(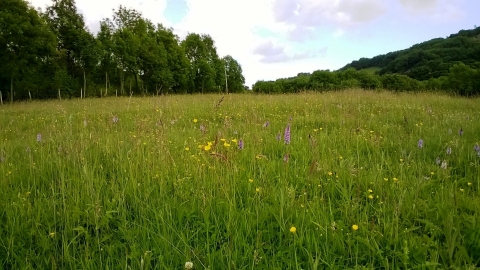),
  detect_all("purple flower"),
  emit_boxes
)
[474,143,480,153]
[238,139,244,150]
[459,128,463,136]
[284,124,291,144]
[37,133,42,142]
[263,121,270,128]
[446,147,452,155]
[417,139,423,149]
[441,160,447,170]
